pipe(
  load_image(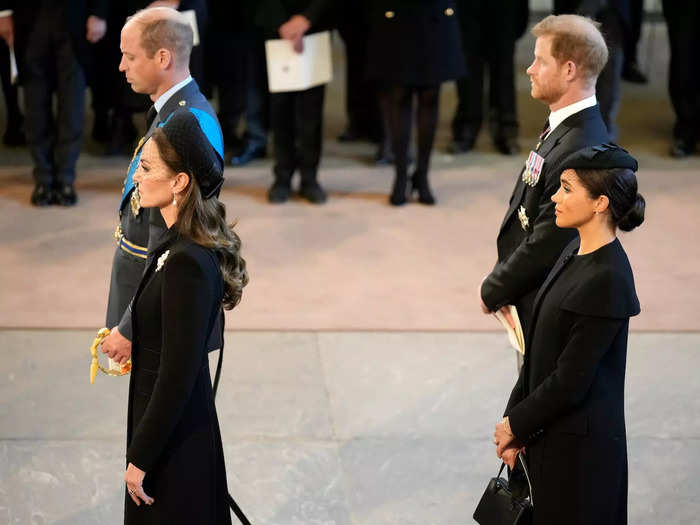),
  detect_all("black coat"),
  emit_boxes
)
[254,0,335,36]
[365,0,466,86]
[505,237,640,524]
[481,105,609,336]
[124,229,231,525]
